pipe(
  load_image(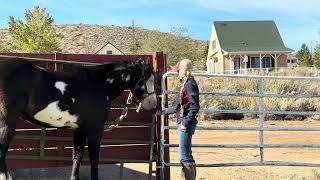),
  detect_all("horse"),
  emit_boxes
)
[0,56,157,180]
